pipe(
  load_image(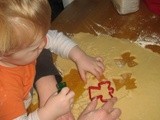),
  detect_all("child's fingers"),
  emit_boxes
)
[94,66,104,76]
[89,69,100,79]
[70,97,74,104]
[69,98,75,108]
[95,58,105,72]
[92,58,105,79]
[66,90,75,99]
[94,70,102,80]
[60,87,75,98]
[67,92,75,109]
[60,87,70,95]
[79,69,87,82]
[96,61,105,72]
[90,67,103,80]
